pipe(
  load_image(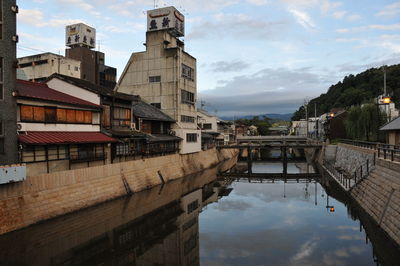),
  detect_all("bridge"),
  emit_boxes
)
[236,136,308,144]
[218,172,321,183]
